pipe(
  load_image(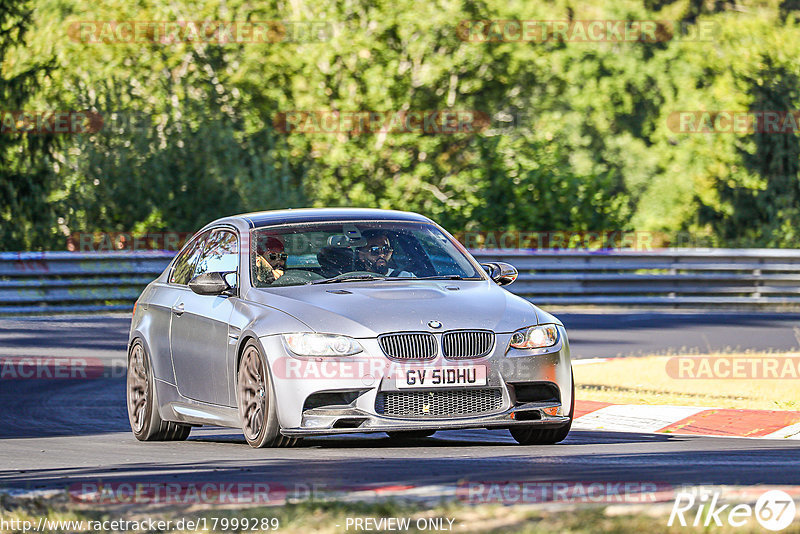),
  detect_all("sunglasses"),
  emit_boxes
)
[267,252,288,261]
[365,245,393,255]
